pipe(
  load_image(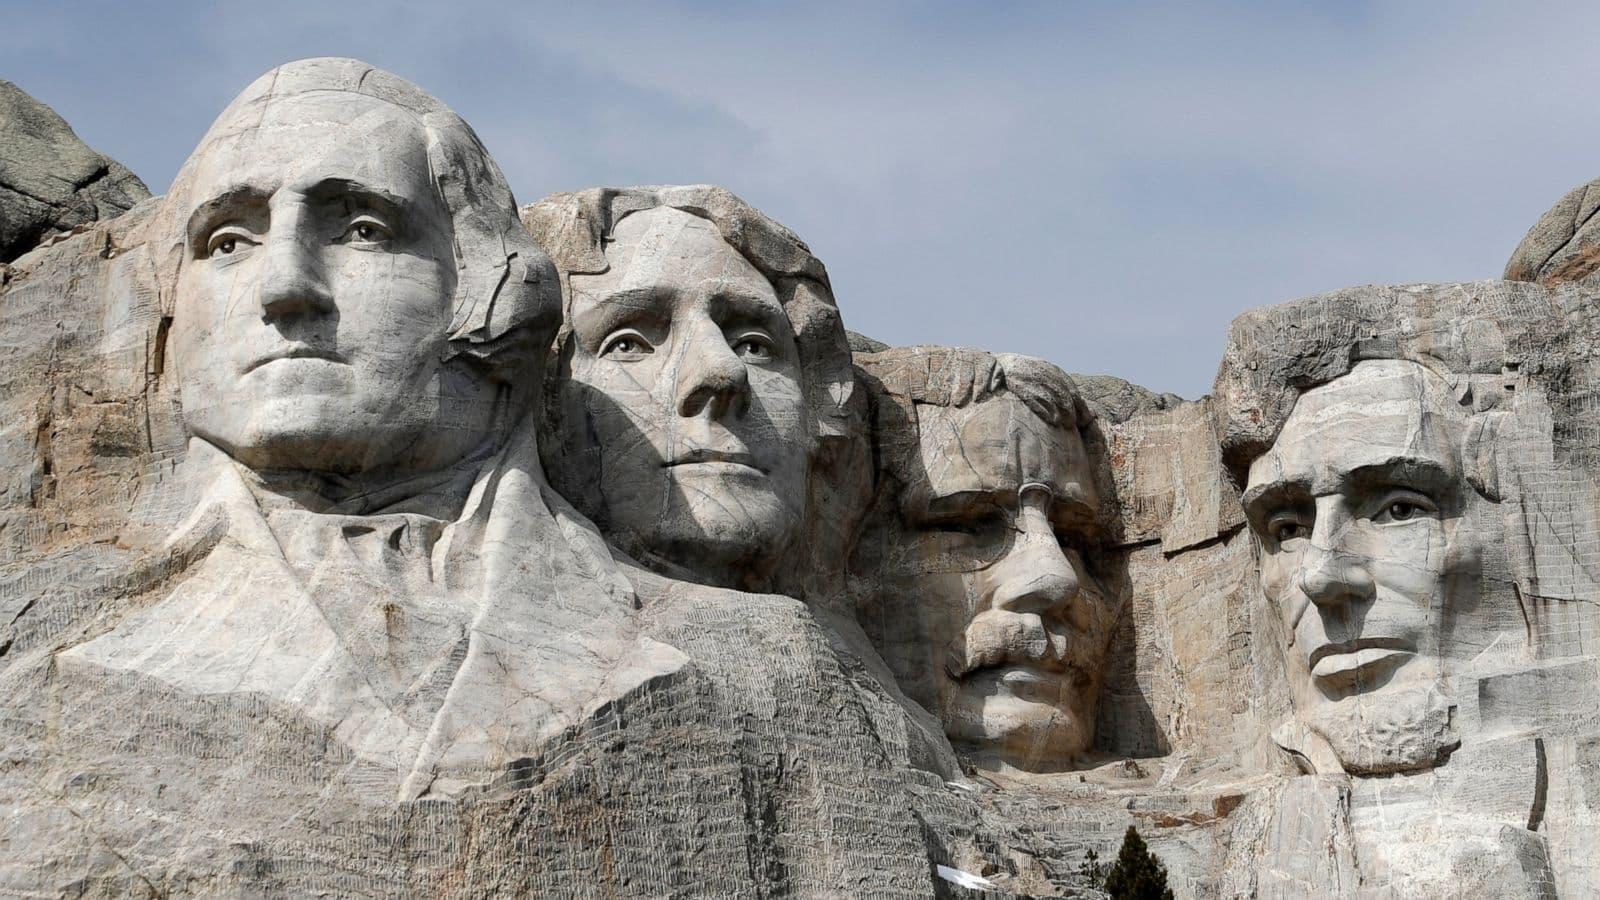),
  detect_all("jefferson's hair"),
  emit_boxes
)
[522,184,858,446]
